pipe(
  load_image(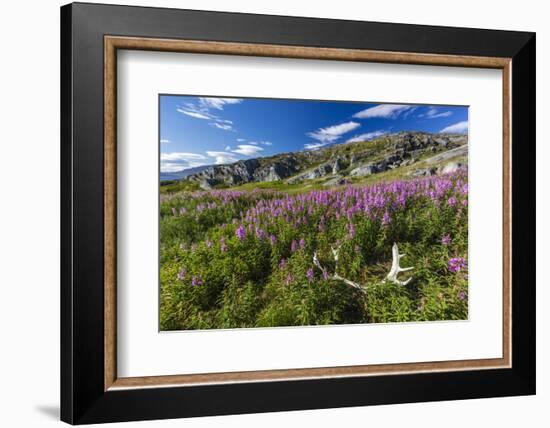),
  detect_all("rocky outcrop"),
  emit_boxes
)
[253,157,300,182]
[350,164,378,177]
[332,157,346,174]
[188,157,301,186]
[183,132,467,188]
